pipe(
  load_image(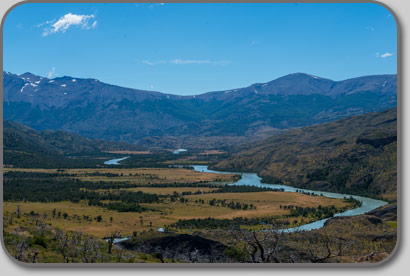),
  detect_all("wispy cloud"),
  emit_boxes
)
[142,59,230,66]
[366,26,375,32]
[376,52,393,58]
[148,3,165,8]
[35,19,56,28]
[48,67,56,78]
[381,52,393,58]
[39,13,97,36]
